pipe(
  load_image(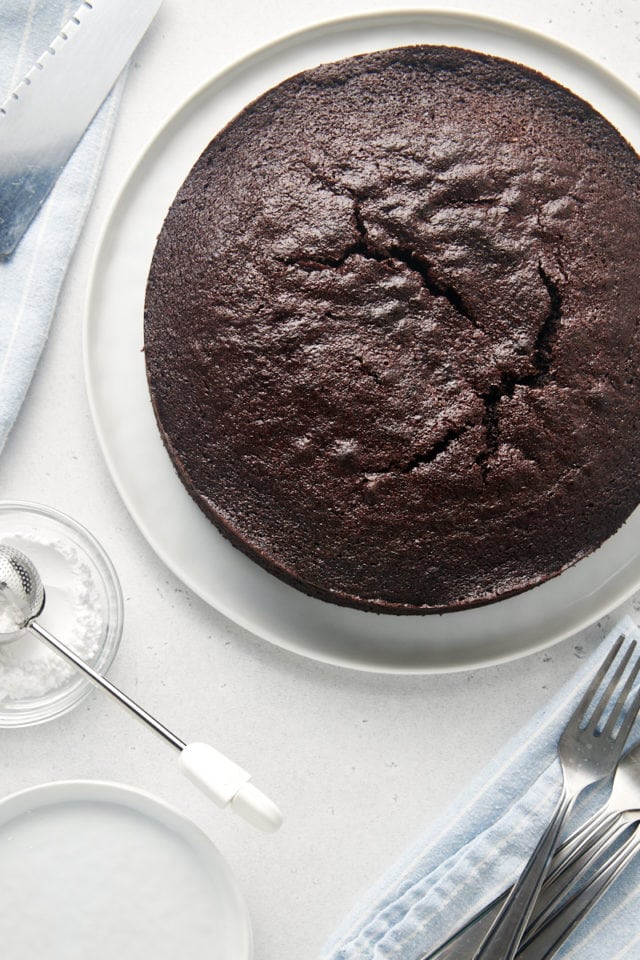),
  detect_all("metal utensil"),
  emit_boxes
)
[0,0,162,257]
[422,738,640,959]
[526,743,640,938]
[0,544,282,832]
[517,817,640,960]
[546,739,640,883]
[471,635,640,960]
[424,811,640,960]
